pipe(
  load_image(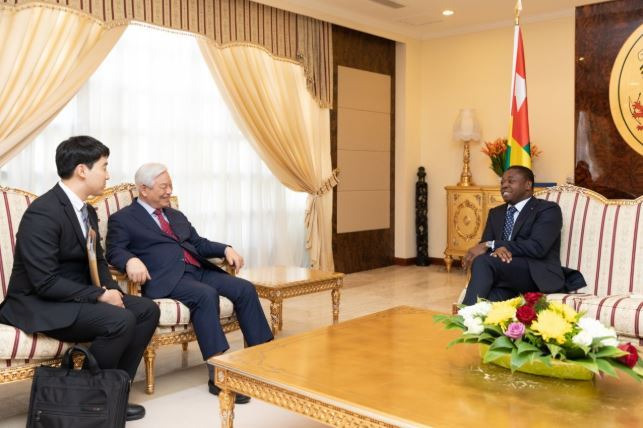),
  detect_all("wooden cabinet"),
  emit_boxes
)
[444,186,502,272]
